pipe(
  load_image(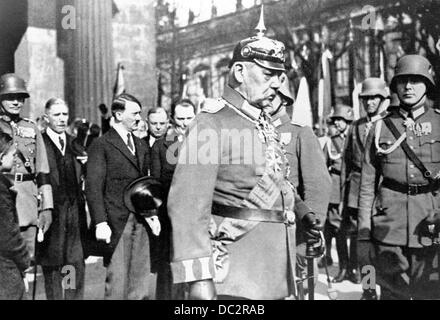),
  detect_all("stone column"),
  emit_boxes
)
[72,0,114,123]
